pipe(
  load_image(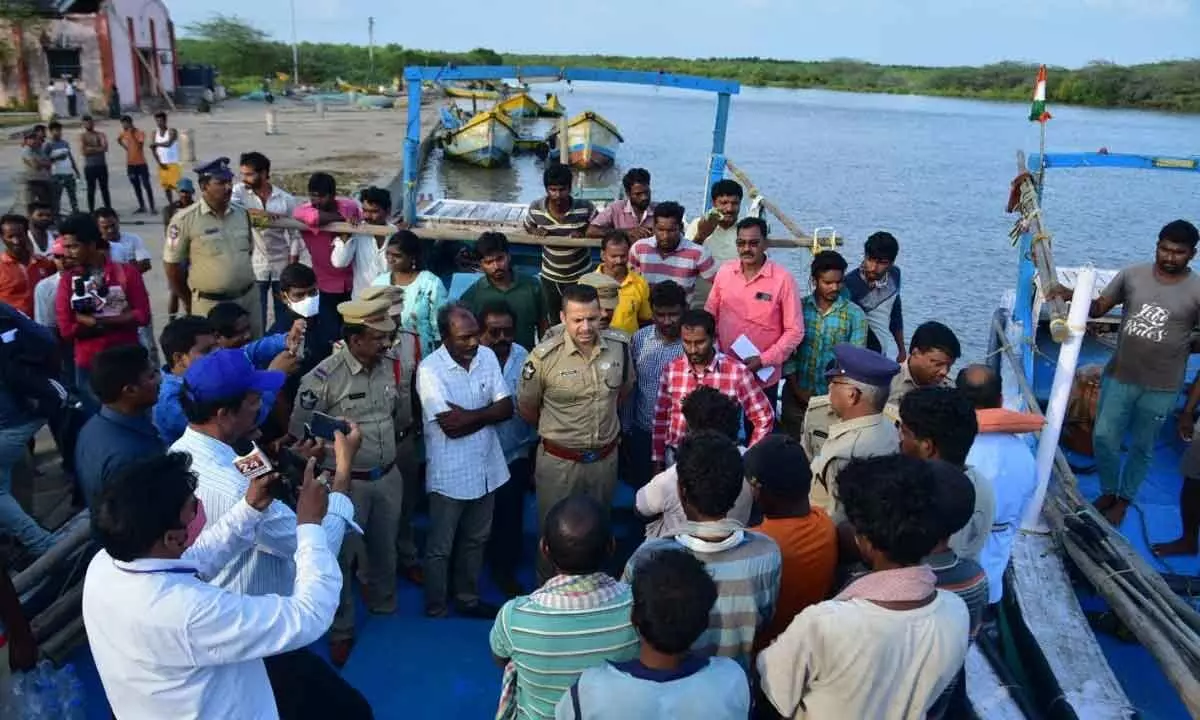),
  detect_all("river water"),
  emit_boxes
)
[417,83,1200,358]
